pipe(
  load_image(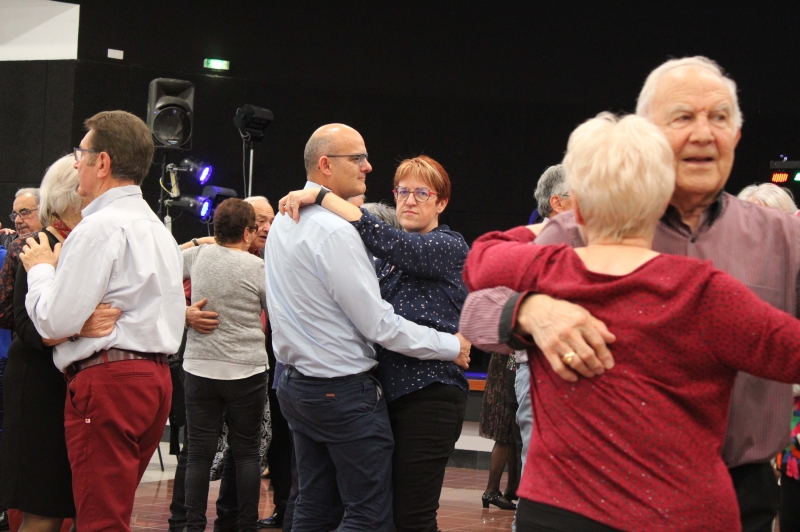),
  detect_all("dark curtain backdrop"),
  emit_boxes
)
[2,1,800,244]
